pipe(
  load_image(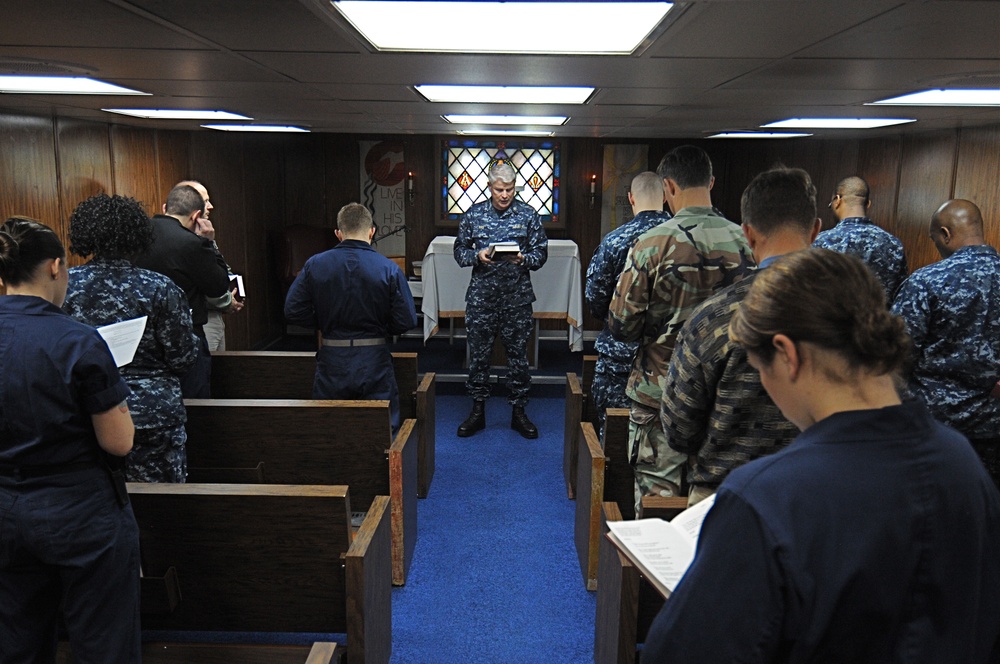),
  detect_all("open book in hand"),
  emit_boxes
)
[487,241,521,258]
[605,493,716,599]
